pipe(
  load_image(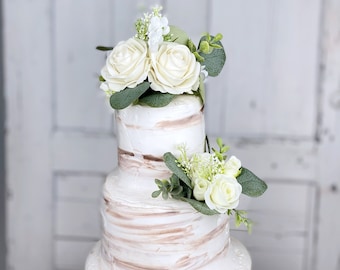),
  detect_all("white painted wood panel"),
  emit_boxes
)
[52,131,117,173]
[232,181,317,269]
[3,0,340,269]
[56,200,101,238]
[56,174,104,201]
[3,0,53,269]
[316,0,340,268]
[55,239,97,270]
[54,0,114,132]
[207,0,321,138]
